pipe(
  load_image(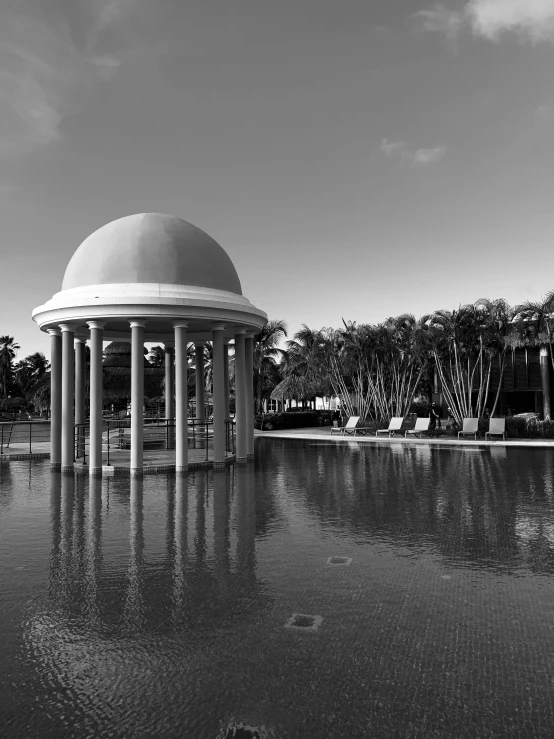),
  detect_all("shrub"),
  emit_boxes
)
[255,410,319,430]
[410,400,432,418]
[0,397,29,412]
